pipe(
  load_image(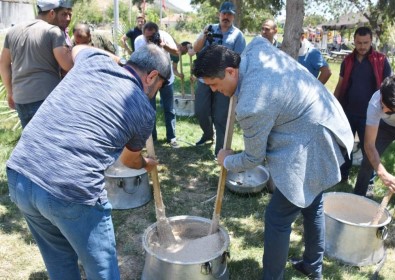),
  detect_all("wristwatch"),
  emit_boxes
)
[118,57,127,66]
